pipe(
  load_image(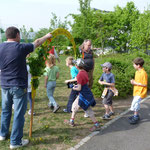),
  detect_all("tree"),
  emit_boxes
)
[108,2,140,52]
[20,25,35,43]
[70,0,94,45]
[131,9,150,52]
